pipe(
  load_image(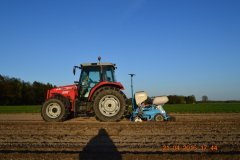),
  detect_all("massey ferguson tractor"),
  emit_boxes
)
[41,57,127,122]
